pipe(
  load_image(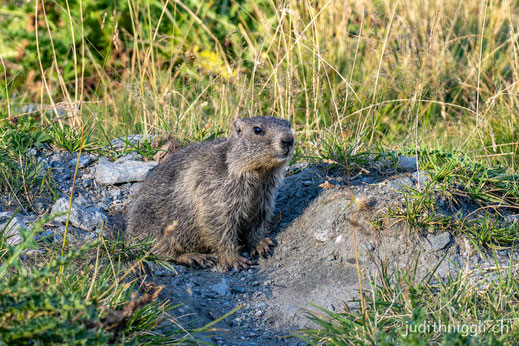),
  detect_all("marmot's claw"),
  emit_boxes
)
[219,255,251,270]
[251,237,276,258]
[176,253,216,268]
